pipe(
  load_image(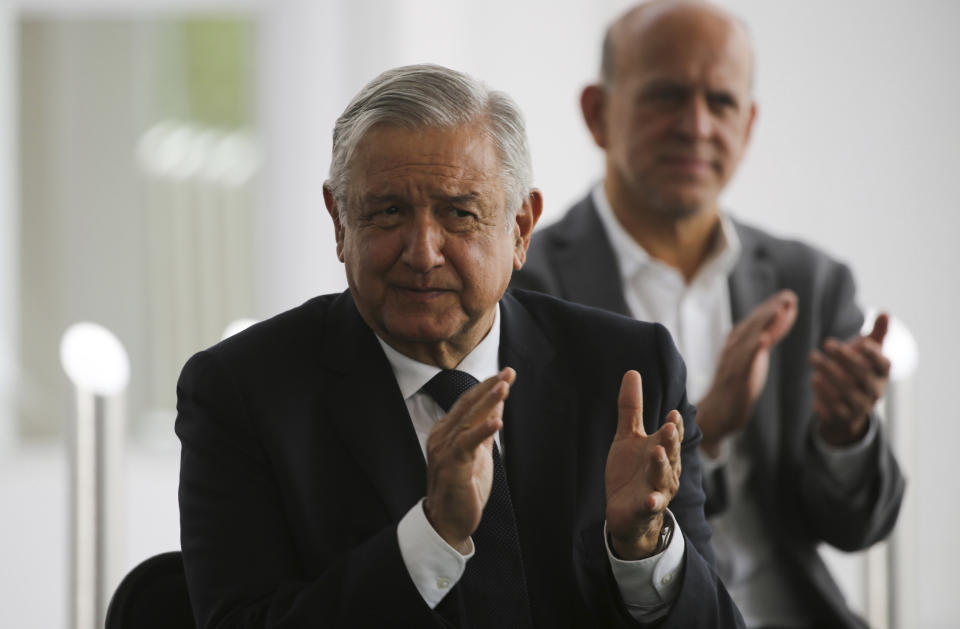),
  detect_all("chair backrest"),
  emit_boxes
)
[105,551,196,629]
